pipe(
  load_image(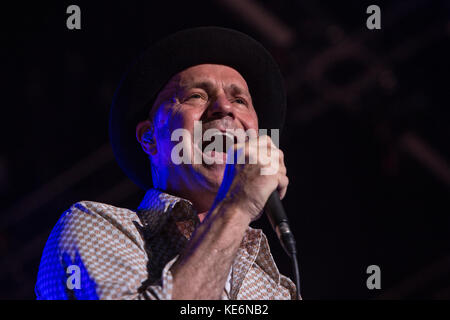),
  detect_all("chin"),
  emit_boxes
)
[190,146,228,192]
[199,164,226,191]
